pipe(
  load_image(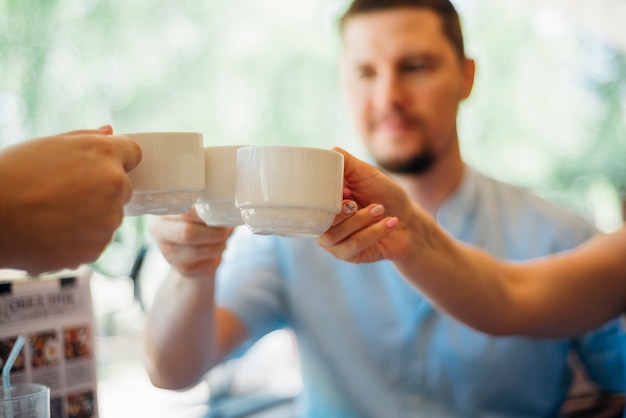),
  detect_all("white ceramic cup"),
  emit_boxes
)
[236,146,344,238]
[124,132,205,216]
[195,145,246,226]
